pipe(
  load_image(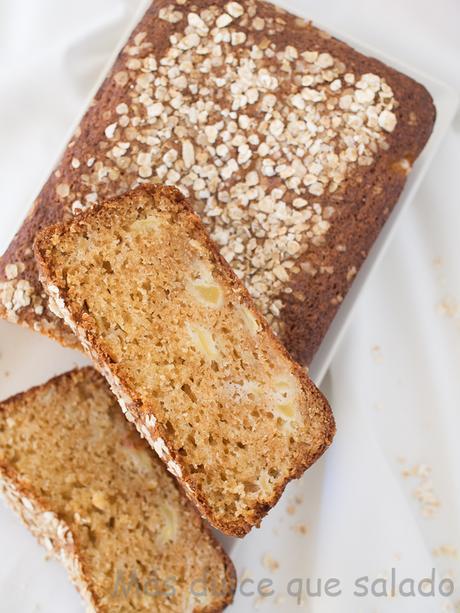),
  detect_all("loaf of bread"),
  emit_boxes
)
[0,0,435,364]
[0,367,235,612]
[34,184,335,536]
